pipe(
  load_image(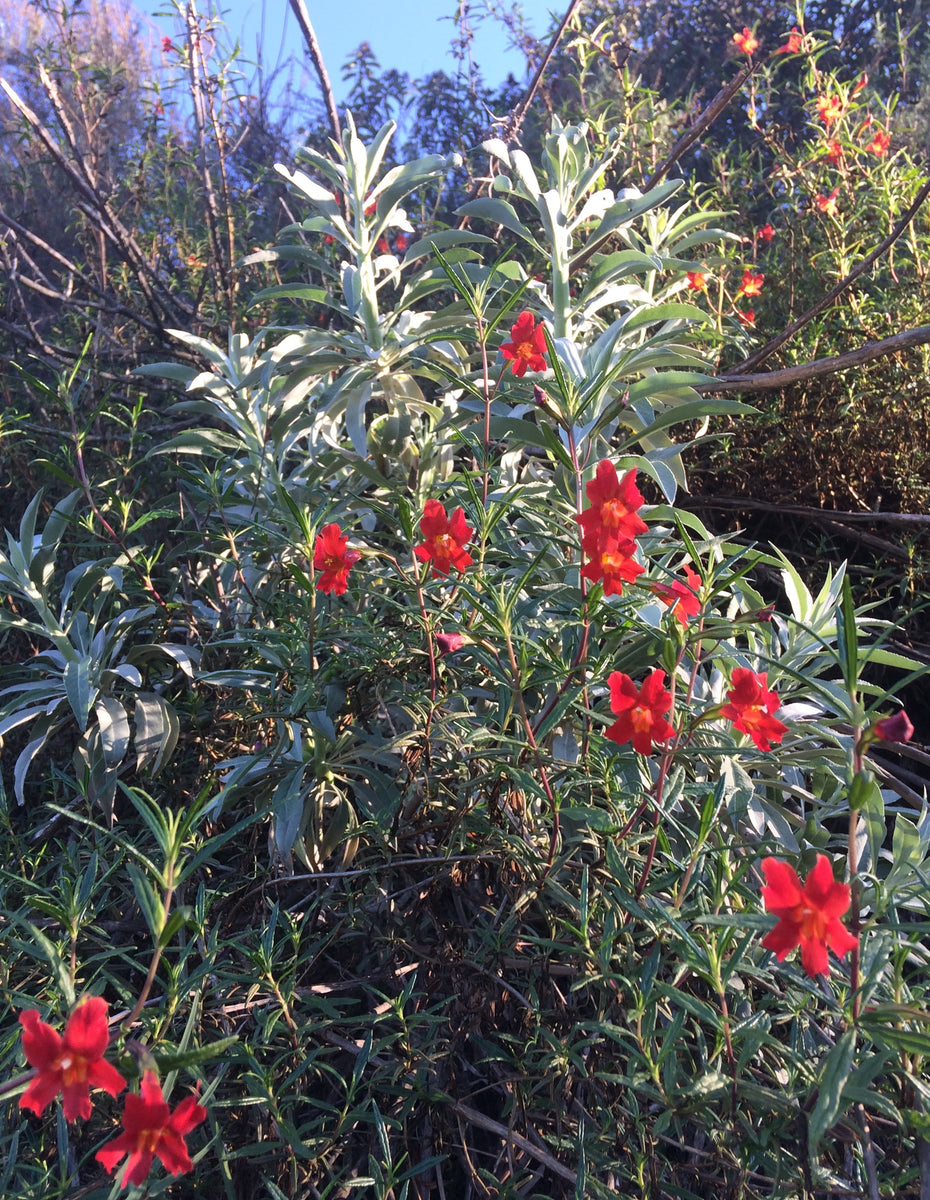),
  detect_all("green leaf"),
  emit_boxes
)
[63,657,95,731]
[836,576,858,692]
[808,1029,856,1155]
[95,696,130,765]
[405,229,497,261]
[17,919,76,1007]
[153,1036,239,1074]
[134,694,180,775]
[248,284,328,308]
[127,862,165,937]
[455,197,542,250]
